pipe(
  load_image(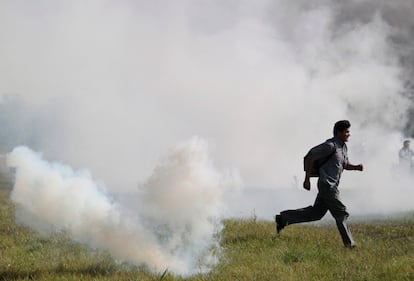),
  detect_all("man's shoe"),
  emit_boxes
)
[275,215,286,234]
[345,244,357,249]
